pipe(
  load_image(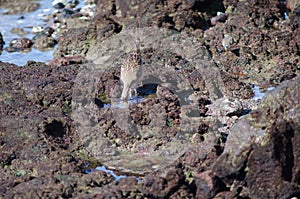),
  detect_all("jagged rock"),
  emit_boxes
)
[213,76,300,198]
